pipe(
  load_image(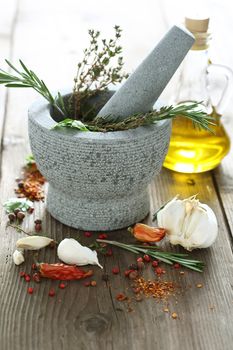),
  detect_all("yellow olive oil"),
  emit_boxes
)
[163,111,230,173]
